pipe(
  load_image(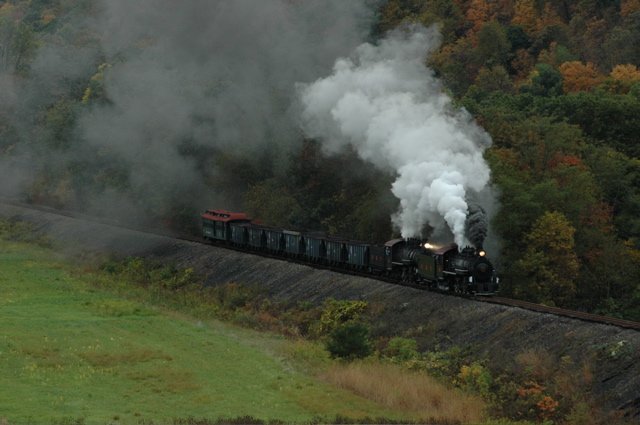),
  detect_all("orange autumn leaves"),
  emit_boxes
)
[558,62,640,94]
[559,62,604,93]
